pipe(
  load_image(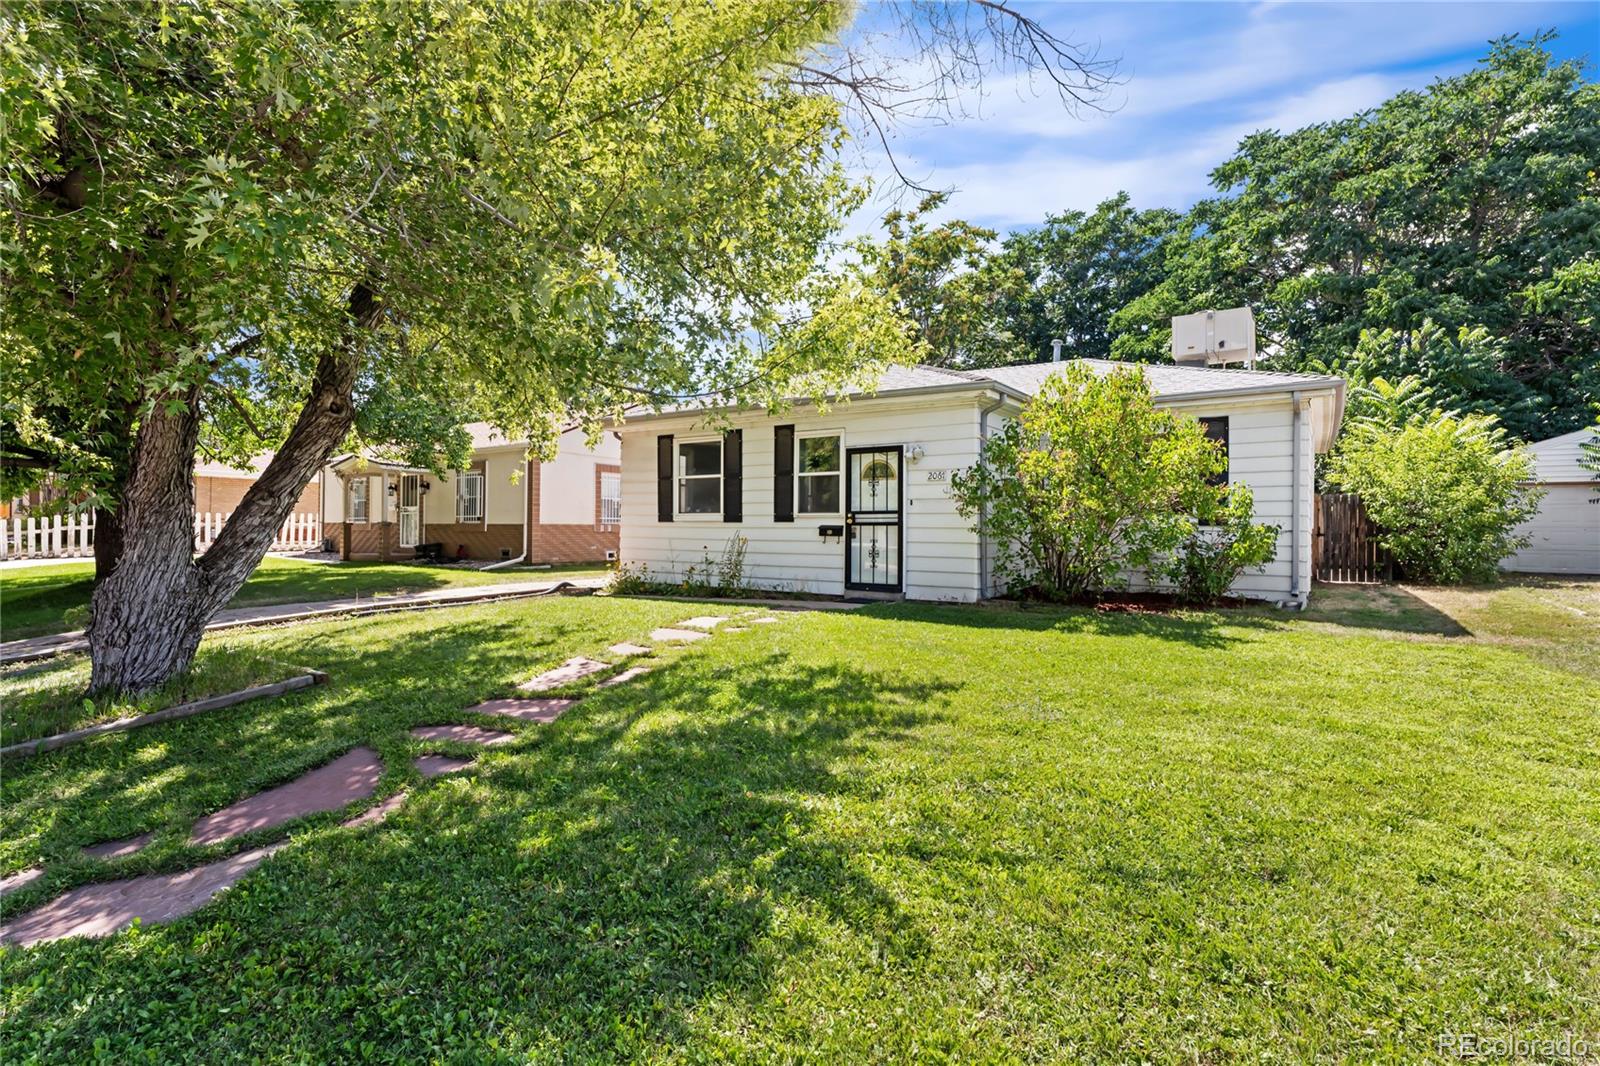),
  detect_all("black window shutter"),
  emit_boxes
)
[656,434,674,521]
[722,429,743,523]
[773,424,795,522]
[1199,417,1229,485]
